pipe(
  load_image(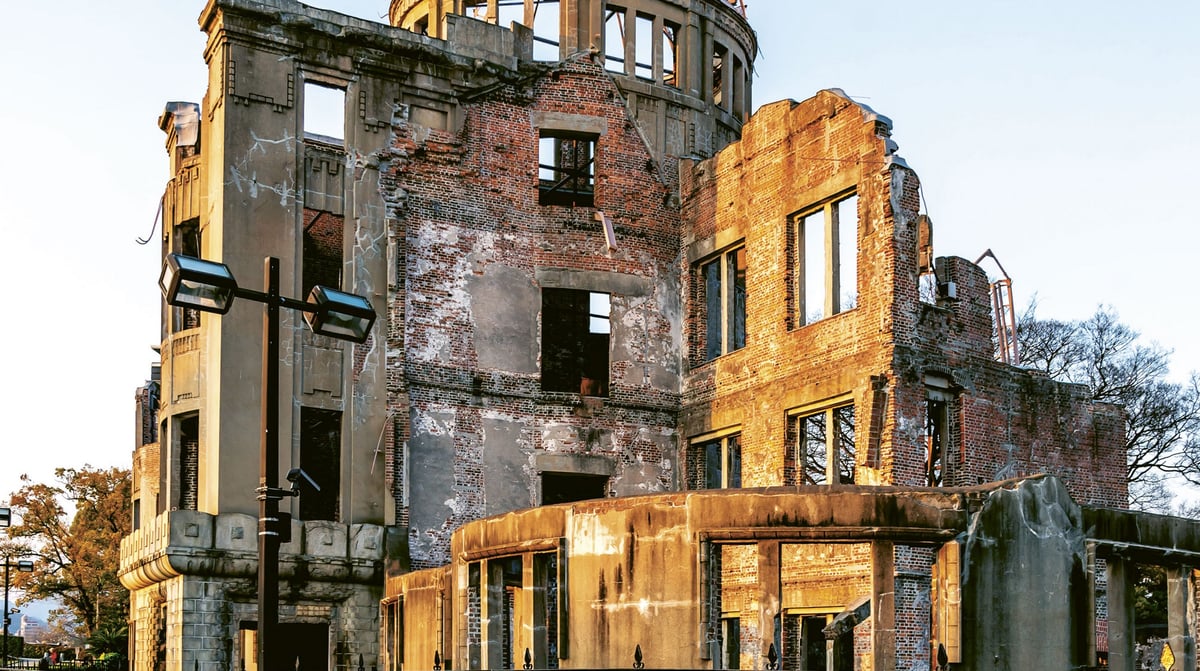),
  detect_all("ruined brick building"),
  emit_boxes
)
[121,1,1200,670]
